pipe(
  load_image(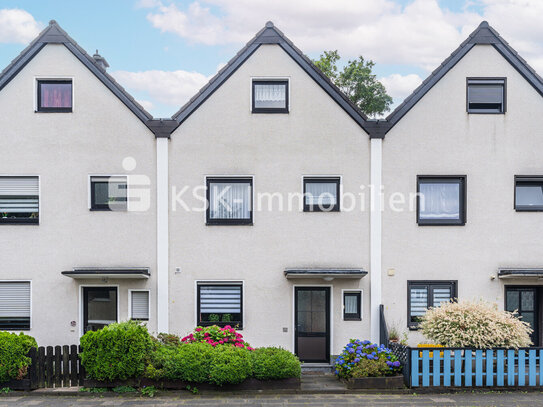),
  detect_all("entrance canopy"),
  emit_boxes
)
[498,268,543,279]
[62,267,150,279]
[284,268,367,280]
